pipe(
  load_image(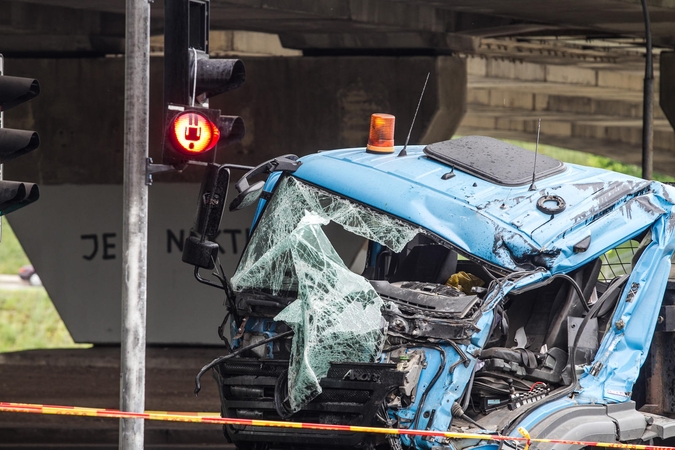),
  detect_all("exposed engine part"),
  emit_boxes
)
[242,332,272,359]
[372,280,482,319]
[474,377,550,414]
[394,349,426,400]
[451,402,485,430]
[387,435,403,450]
[382,301,479,342]
[376,401,404,450]
[376,280,484,343]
